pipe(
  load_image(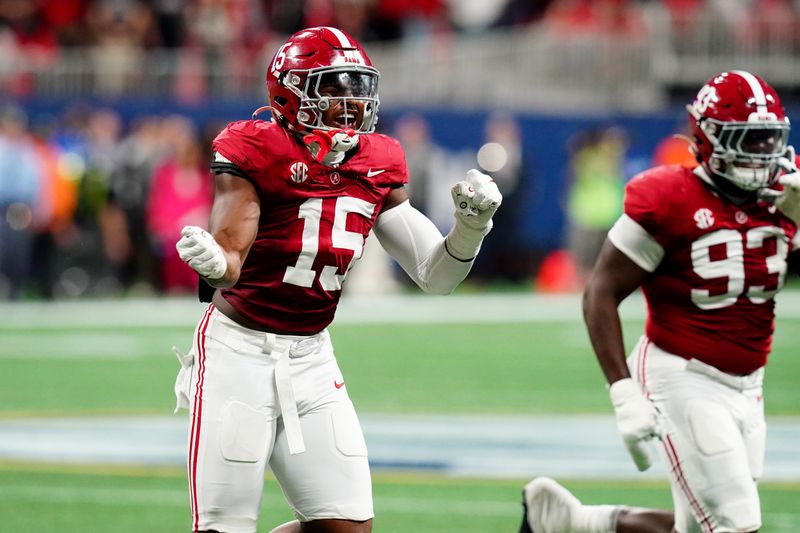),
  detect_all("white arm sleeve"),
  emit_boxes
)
[607,213,665,272]
[373,200,478,295]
